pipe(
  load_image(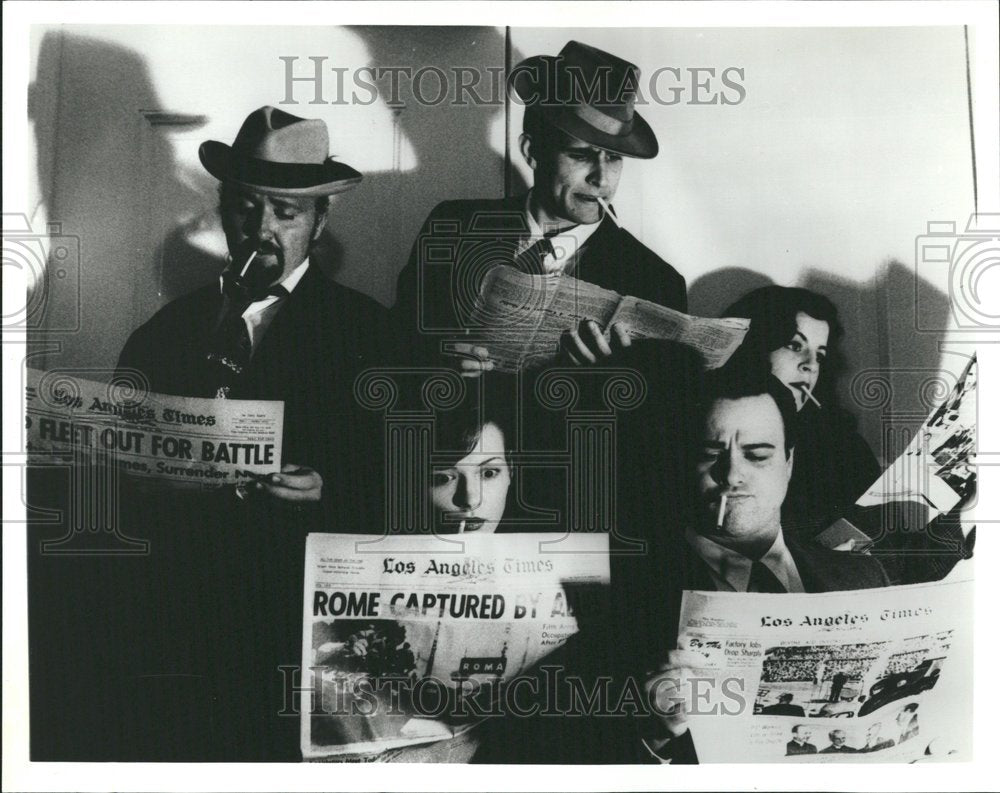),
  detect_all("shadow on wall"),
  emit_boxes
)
[687,260,953,461]
[338,26,528,306]
[30,30,206,373]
